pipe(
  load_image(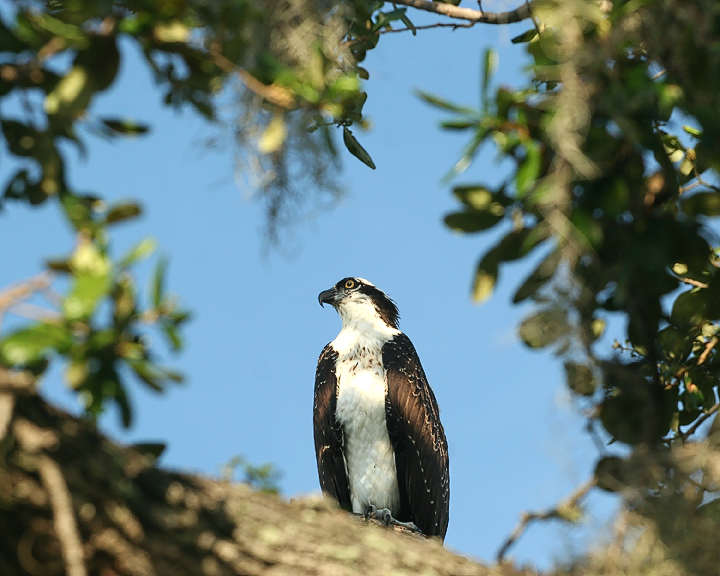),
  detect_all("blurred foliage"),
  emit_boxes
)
[0,0,419,424]
[425,0,720,567]
[222,454,283,494]
[432,0,720,447]
[6,0,720,568]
